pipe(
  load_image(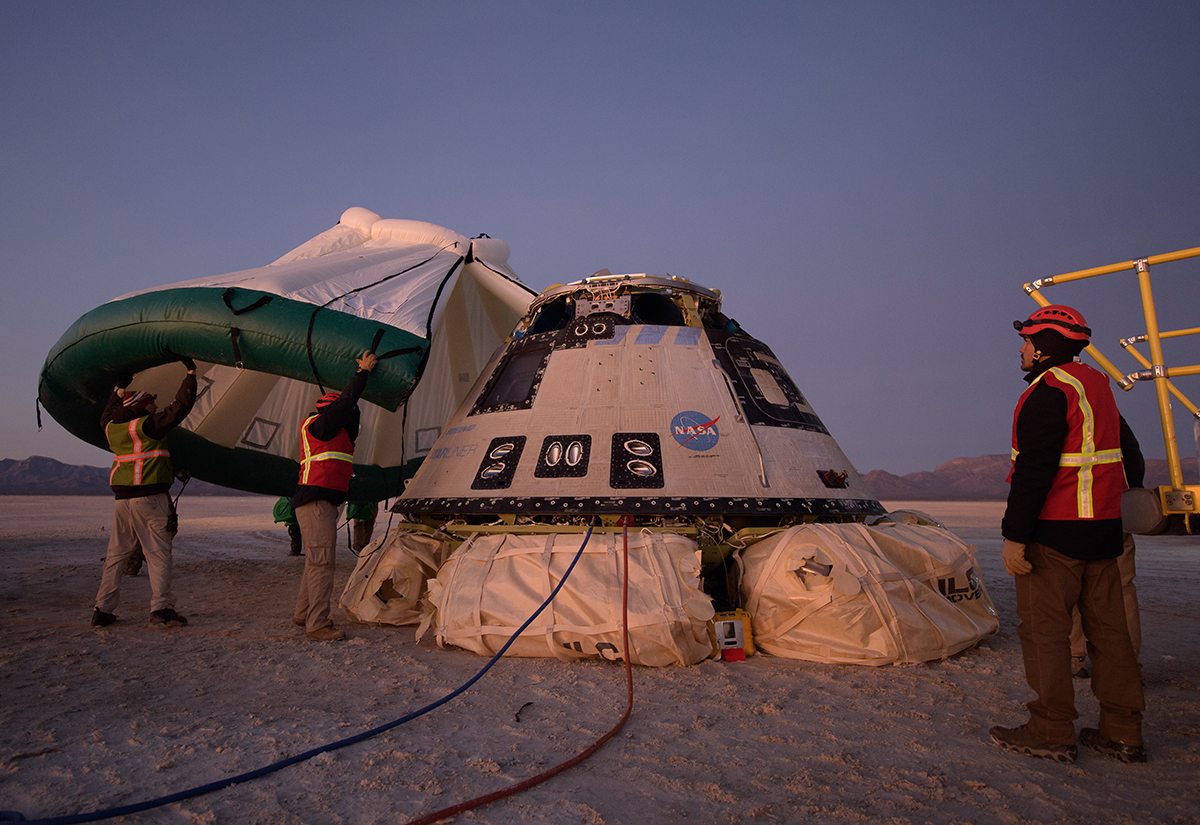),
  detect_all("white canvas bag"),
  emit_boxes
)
[423,531,716,667]
[740,523,998,665]
[339,530,451,626]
